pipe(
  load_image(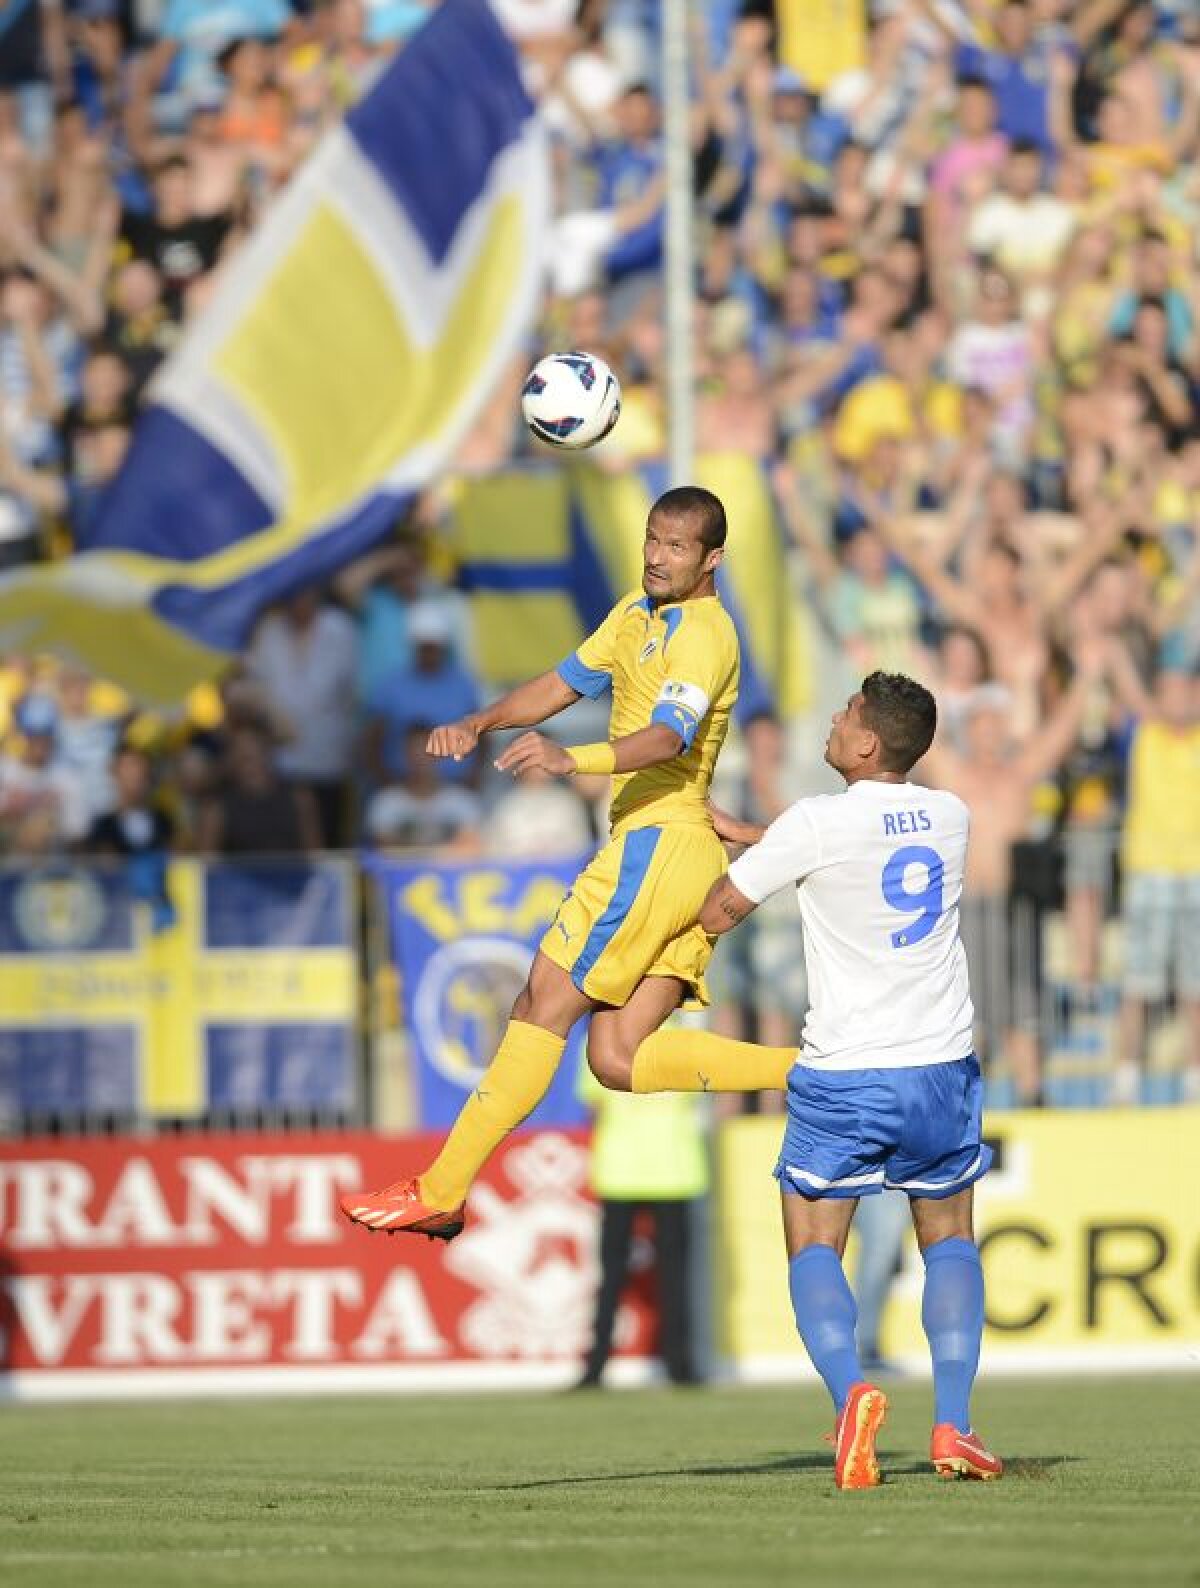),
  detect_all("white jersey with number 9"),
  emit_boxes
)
[728,779,974,1072]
